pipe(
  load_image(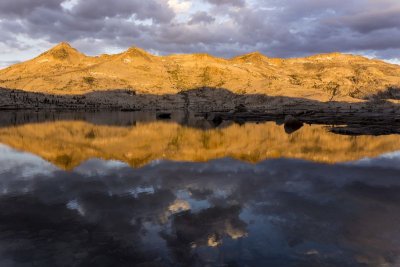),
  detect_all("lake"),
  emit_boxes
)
[0,111,399,267]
